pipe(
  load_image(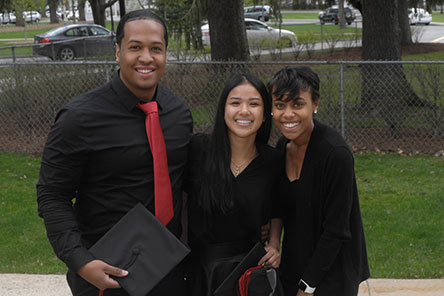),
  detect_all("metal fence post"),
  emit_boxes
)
[12,46,16,63]
[340,62,345,139]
